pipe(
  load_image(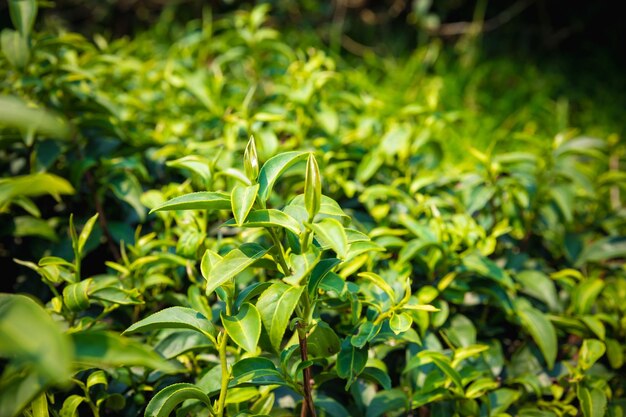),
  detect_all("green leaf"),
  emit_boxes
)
[336,340,367,388]
[307,258,341,297]
[0,294,72,383]
[86,370,107,389]
[59,395,83,417]
[256,283,304,351]
[307,321,341,357]
[72,331,178,372]
[223,209,302,235]
[206,243,269,297]
[360,367,392,390]
[462,253,515,290]
[285,194,350,224]
[578,339,606,371]
[144,383,213,417]
[605,338,624,369]
[411,388,448,409]
[109,172,146,221]
[358,272,395,302]
[0,96,70,139]
[464,377,500,399]
[12,216,57,241]
[231,184,259,226]
[307,218,348,258]
[516,302,557,369]
[1,29,29,68]
[166,156,211,186]
[230,357,287,387]
[0,367,46,417]
[366,389,407,417]
[283,249,320,286]
[350,321,382,348]
[63,279,92,312]
[576,236,626,266]
[418,351,463,390]
[221,303,261,354]
[155,330,213,359]
[31,393,48,417]
[0,173,74,208]
[9,0,37,36]
[389,312,413,335]
[577,385,607,417]
[257,151,308,203]
[149,191,230,213]
[515,270,561,312]
[572,278,605,314]
[316,395,351,417]
[124,307,217,341]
